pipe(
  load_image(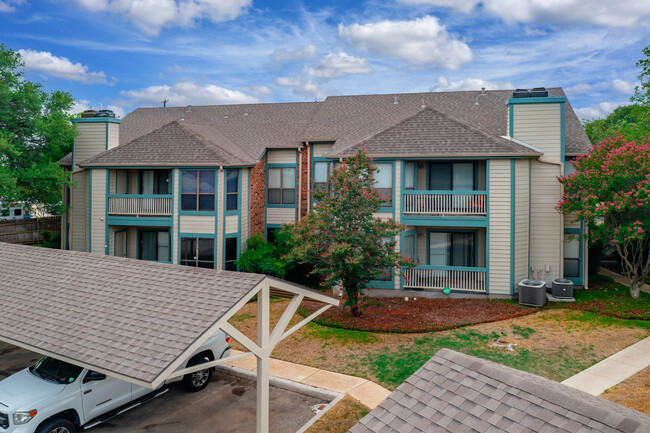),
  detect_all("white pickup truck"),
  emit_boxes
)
[0,331,231,433]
